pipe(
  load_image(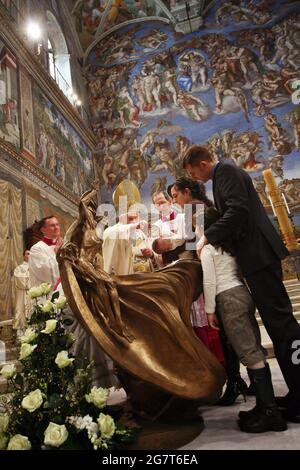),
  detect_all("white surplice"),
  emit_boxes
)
[29,240,117,388]
[13,261,32,332]
[29,241,60,288]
